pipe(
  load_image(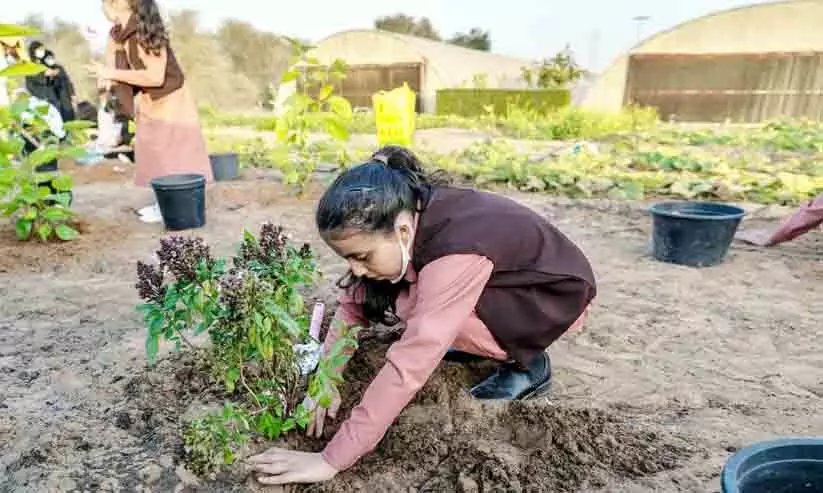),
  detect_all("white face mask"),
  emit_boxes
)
[389,228,411,284]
